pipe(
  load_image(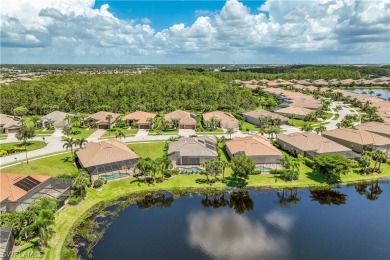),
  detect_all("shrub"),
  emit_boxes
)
[250,169,262,175]
[80,125,89,129]
[303,157,314,168]
[0,150,8,156]
[68,195,83,205]
[270,169,288,174]
[281,170,299,181]
[71,130,81,135]
[93,179,104,188]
